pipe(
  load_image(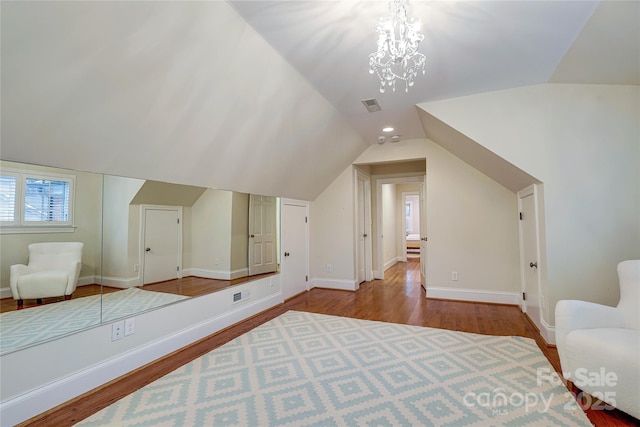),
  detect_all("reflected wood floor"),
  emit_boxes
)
[20,258,638,426]
[0,273,275,313]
